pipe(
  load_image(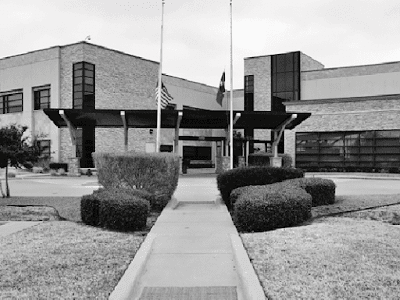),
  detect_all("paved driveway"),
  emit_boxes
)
[4,176,101,197]
[330,178,400,196]
[2,174,400,198]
